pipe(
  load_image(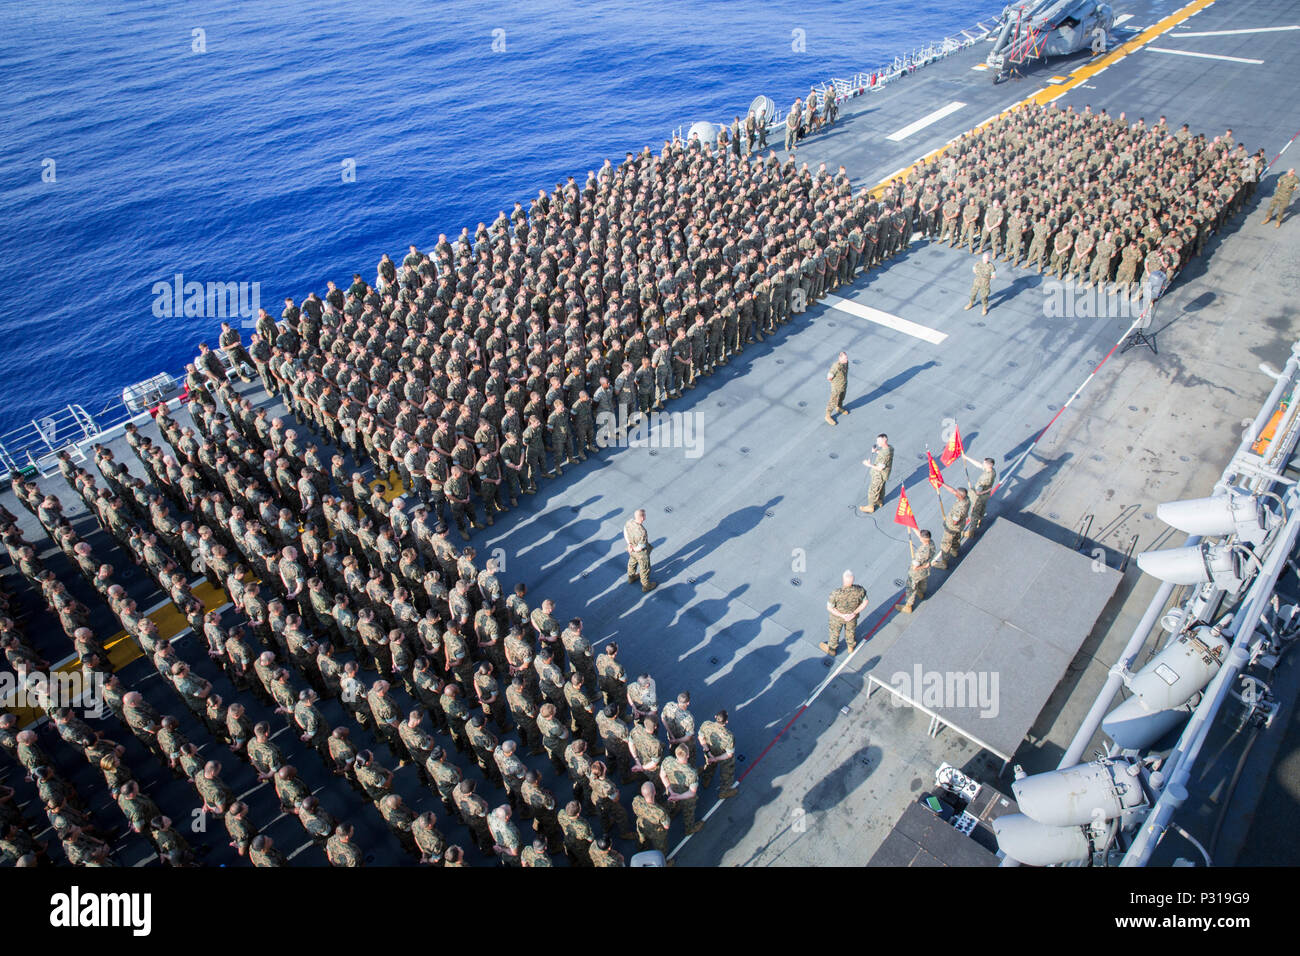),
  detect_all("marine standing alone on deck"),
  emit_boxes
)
[821,569,869,657]
[966,252,996,316]
[825,351,849,426]
[859,434,892,514]
[623,508,656,593]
